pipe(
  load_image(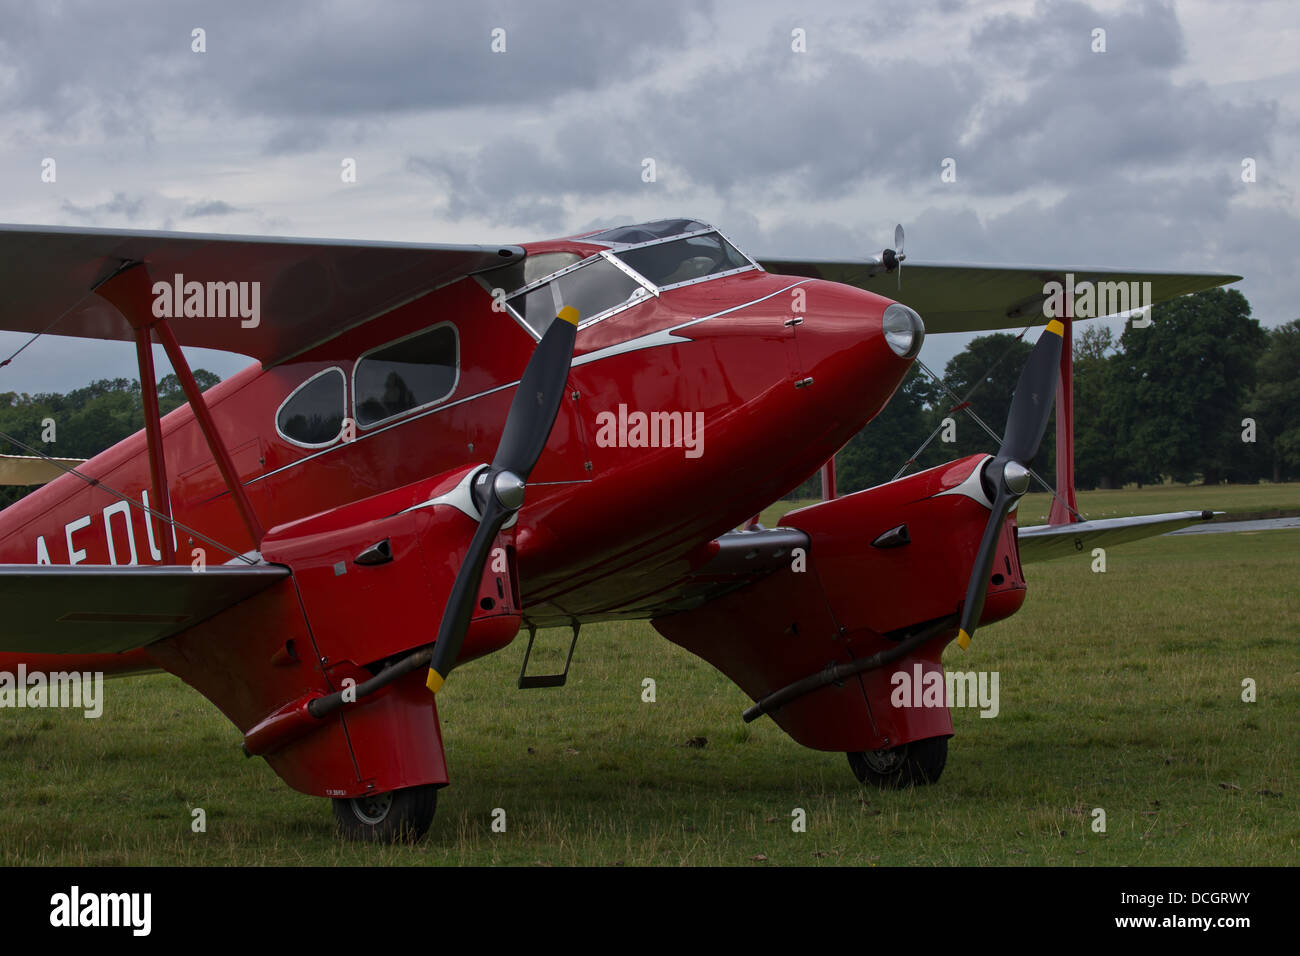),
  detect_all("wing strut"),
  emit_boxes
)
[1048,296,1079,525]
[94,262,265,548]
[133,323,175,563]
[820,459,837,500]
